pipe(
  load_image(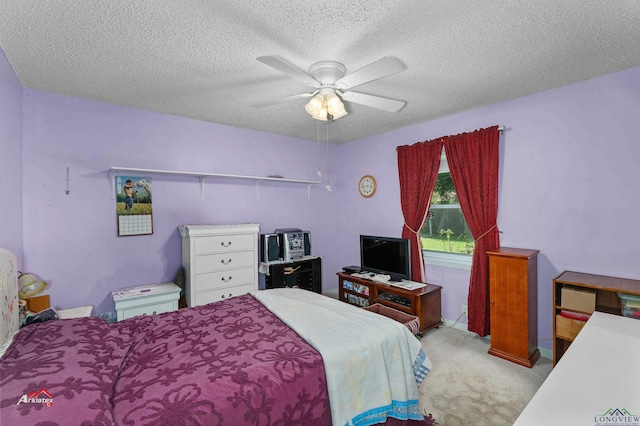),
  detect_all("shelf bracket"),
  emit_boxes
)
[110,169,116,200]
[199,176,205,200]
